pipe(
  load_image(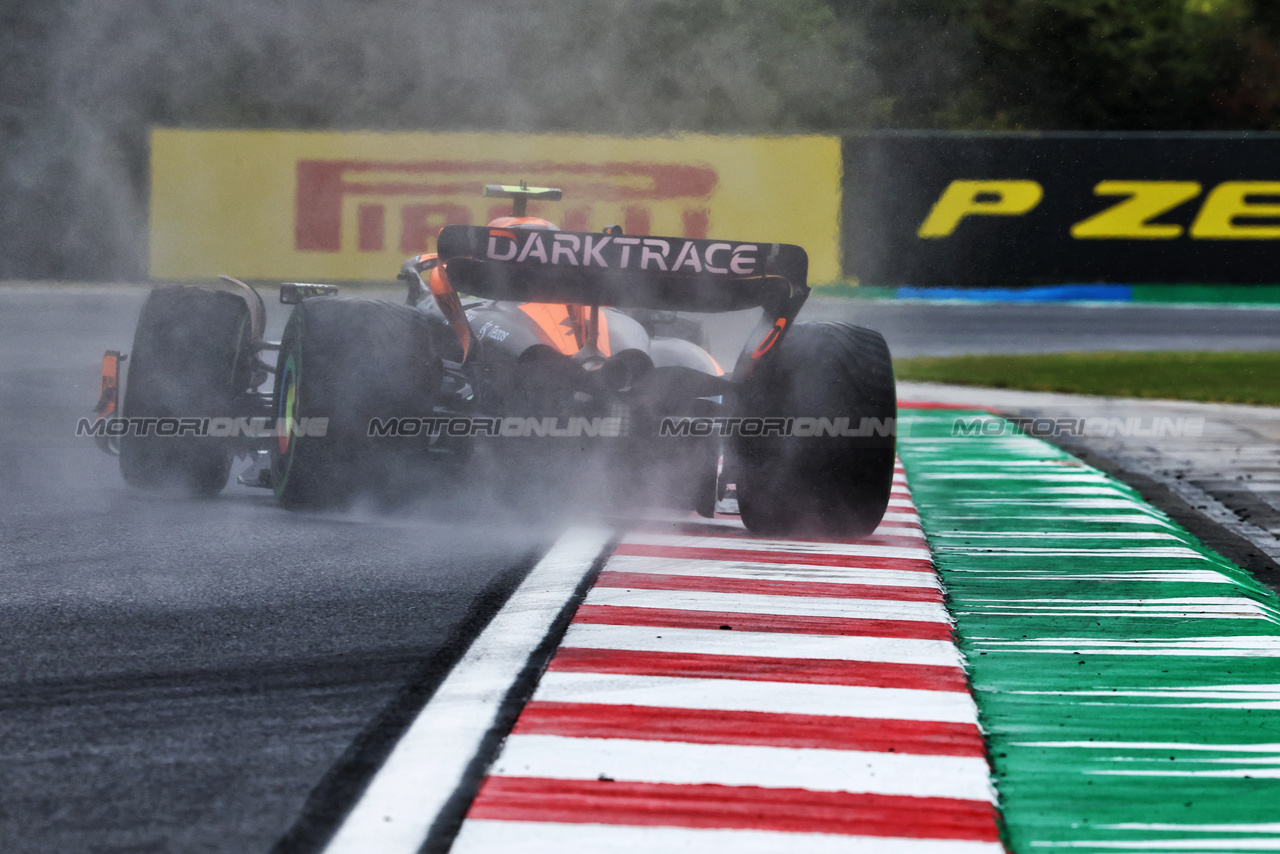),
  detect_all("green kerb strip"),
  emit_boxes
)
[899,409,1280,854]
